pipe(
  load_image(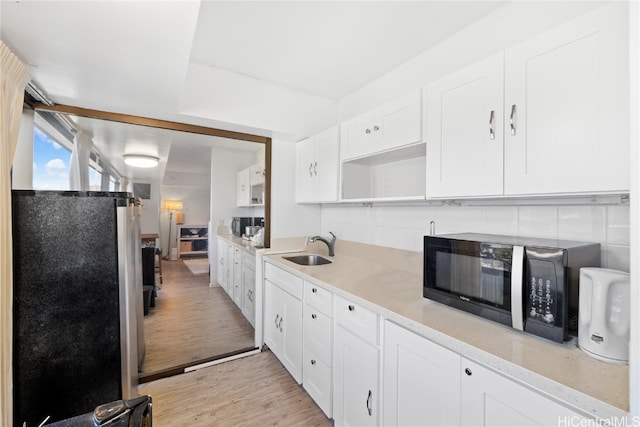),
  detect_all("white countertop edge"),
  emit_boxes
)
[262,253,628,421]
